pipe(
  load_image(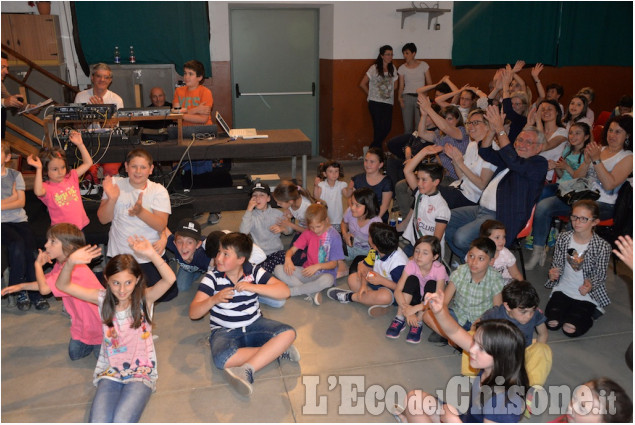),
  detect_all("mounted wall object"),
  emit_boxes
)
[396,2,451,29]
